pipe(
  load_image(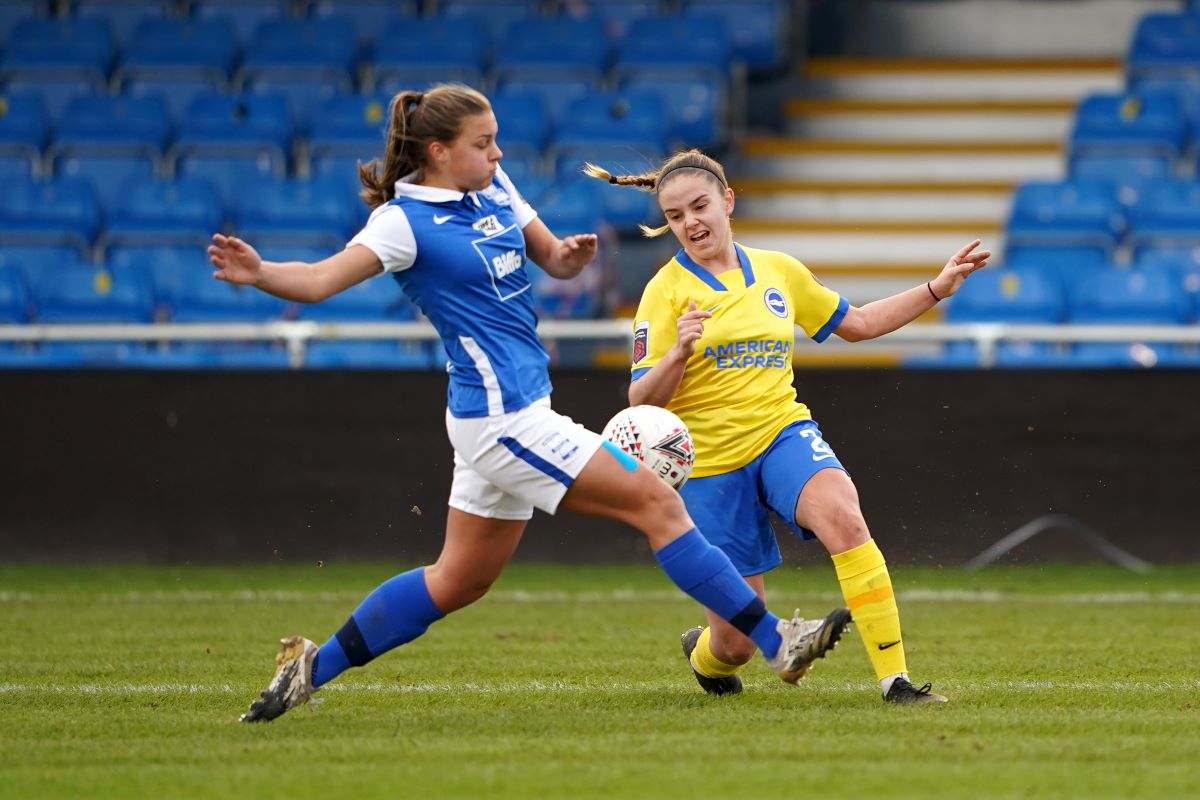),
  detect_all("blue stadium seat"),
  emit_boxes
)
[31,341,153,368]
[105,177,223,249]
[237,17,358,96]
[553,92,669,177]
[308,93,390,158]
[116,17,238,89]
[105,245,206,313]
[53,154,157,217]
[0,17,115,87]
[1001,246,1110,284]
[295,275,415,321]
[169,268,288,322]
[1068,268,1191,324]
[489,92,551,162]
[231,179,359,249]
[612,14,732,83]
[304,339,433,370]
[683,0,789,73]
[491,18,610,84]
[1071,341,1176,368]
[0,177,101,252]
[372,18,488,91]
[170,93,293,194]
[438,0,537,47]
[51,94,171,156]
[73,0,172,48]
[1127,181,1200,251]
[1069,91,1186,167]
[308,0,419,53]
[123,78,227,127]
[1005,180,1124,257]
[943,268,1066,324]
[0,0,46,43]
[244,76,347,133]
[618,74,724,148]
[0,155,34,180]
[1067,153,1172,188]
[1132,247,1200,300]
[542,176,654,232]
[2,77,97,126]
[1127,13,1200,83]
[0,265,31,323]
[0,93,47,163]
[493,77,596,127]
[559,0,658,38]
[175,155,287,209]
[0,245,86,289]
[190,0,288,46]
[31,263,155,323]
